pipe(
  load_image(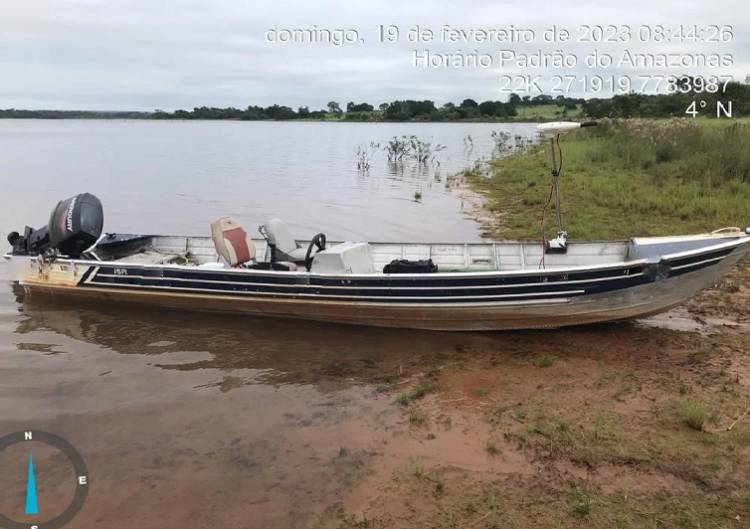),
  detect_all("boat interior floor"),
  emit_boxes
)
[89,234,740,274]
